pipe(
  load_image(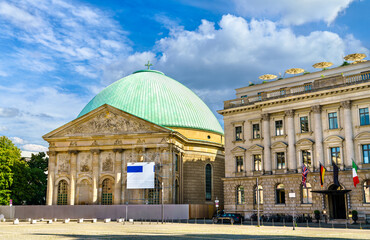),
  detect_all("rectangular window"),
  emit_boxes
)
[304,84,312,91]
[235,126,242,141]
[175,154,179,172]
[277,152,285,169]
[328,112,338,129]
[302,150,311,166]
[363,144,370,164]
[275,120,284,136]
[280,89,286,95]
[330,147,341,165]
[254,154,262,171]
[359,108,370,126]
[236,156,244,173]
[257,92,262,101]
[252,124,260,139]
[300,116,309,133]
